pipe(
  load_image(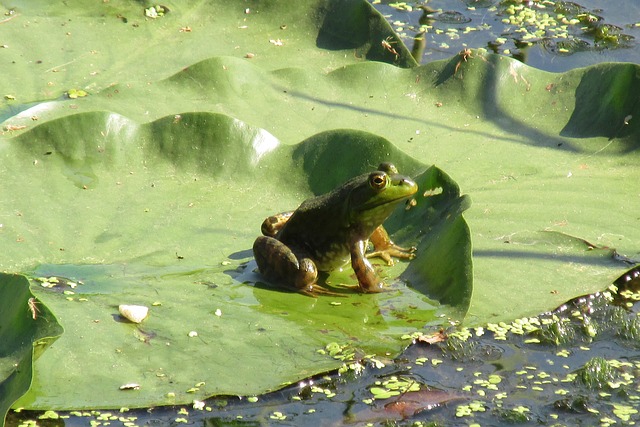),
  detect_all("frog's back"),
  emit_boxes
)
[275,185,357,270]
